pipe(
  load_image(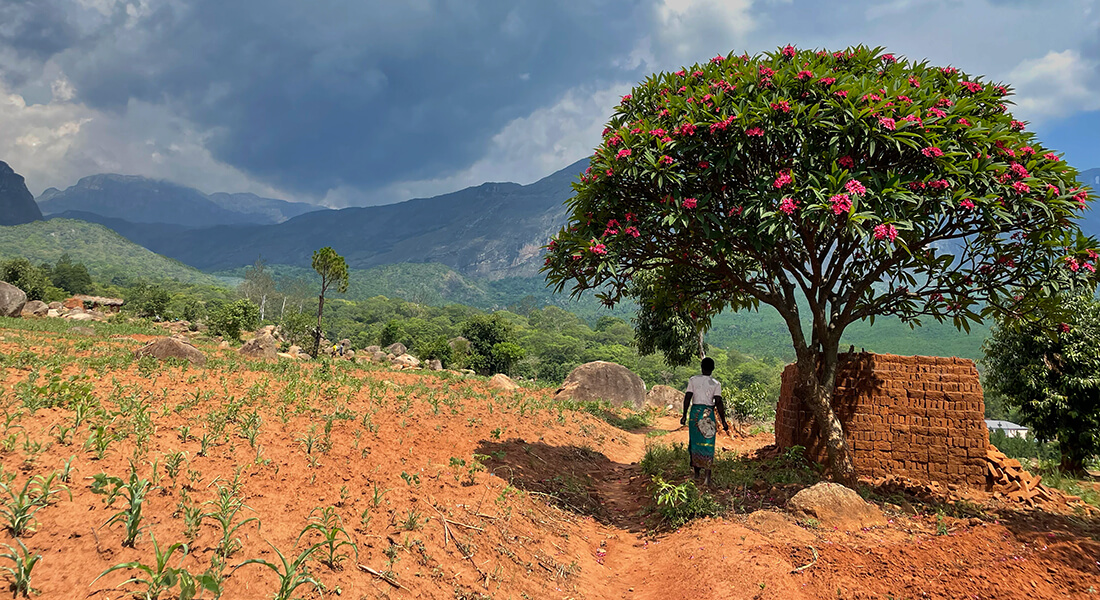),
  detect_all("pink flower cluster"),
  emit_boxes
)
[1012,181,1031,194]
[620,94,632,104]
[676,122,698,136]
[590,242,608,255]
[781,45,796,58]
[1009,163,1029,179]
[834,90,848,98]
[845,179,866,196]
[659,155,674,166]
[710,115,738,133]
[829,193,852,215]
[698,161,709,169]
[960,199,976,211]
[873,223,899,242]
[941,67,958,76]
[879,117,896,130]
[1010,120,1026,131]
[617,148,632,159]
[682,197,698,209]
[960,81,983,93]
[604,219,620,236]
[880,53,897,63]
[625,226,640,238]
[607,135,622,147]
[928,108,947,118]
[838,155,855,169]
[922,147,944,158]
[908,76,921,87]
[1044,153,1060,162]
[770,100,791,113]
[778,197,798,215]
[745,127,764,137]
[773,170,793,189]
[819,77,836,86]
[796,70,813,80]
[928,179,950,191]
